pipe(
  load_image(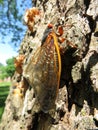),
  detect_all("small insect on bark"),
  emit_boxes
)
[23,25,61,113]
